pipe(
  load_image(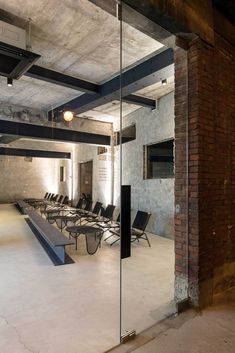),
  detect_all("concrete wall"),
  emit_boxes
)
[72,92,175,238]
[114,91,174,238]
[0,139,73,203]
[0,155,57,202]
